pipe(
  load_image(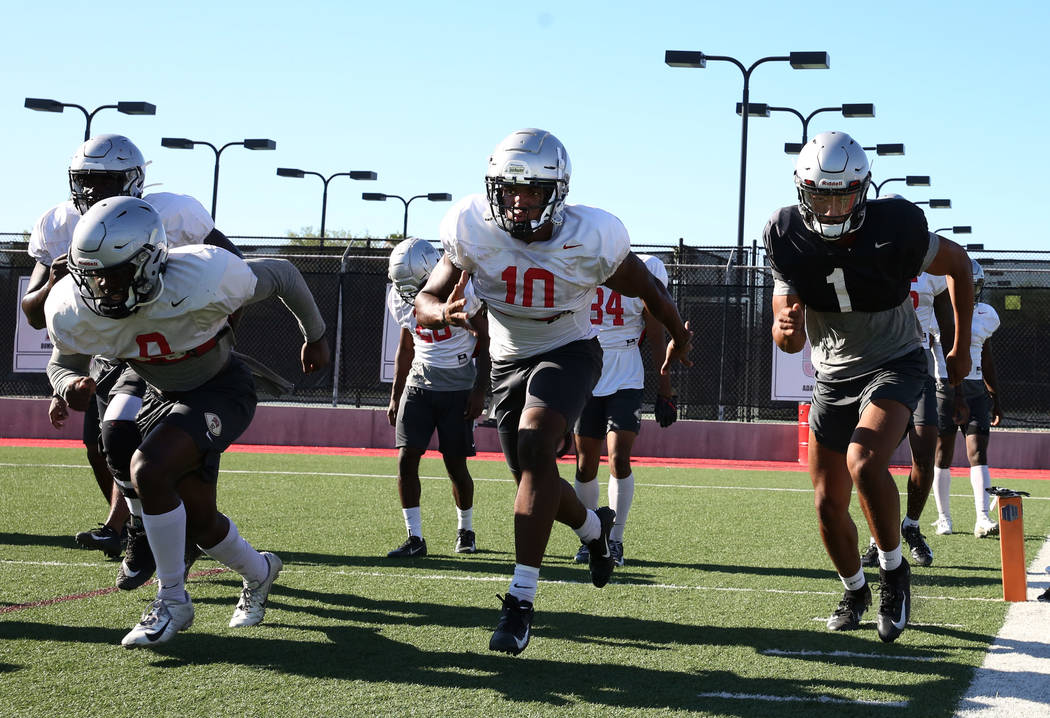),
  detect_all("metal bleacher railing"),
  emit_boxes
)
[2,236,1048,428]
